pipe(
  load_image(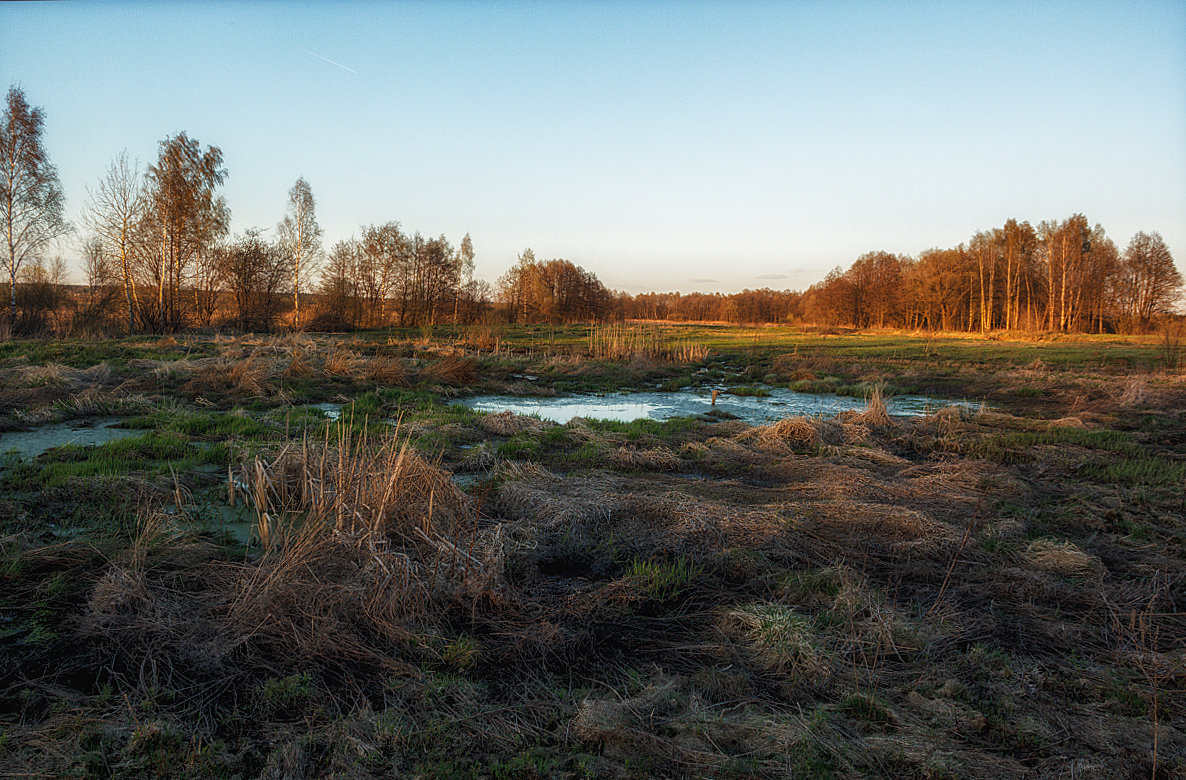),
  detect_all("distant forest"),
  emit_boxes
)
[3,86,1181,337]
